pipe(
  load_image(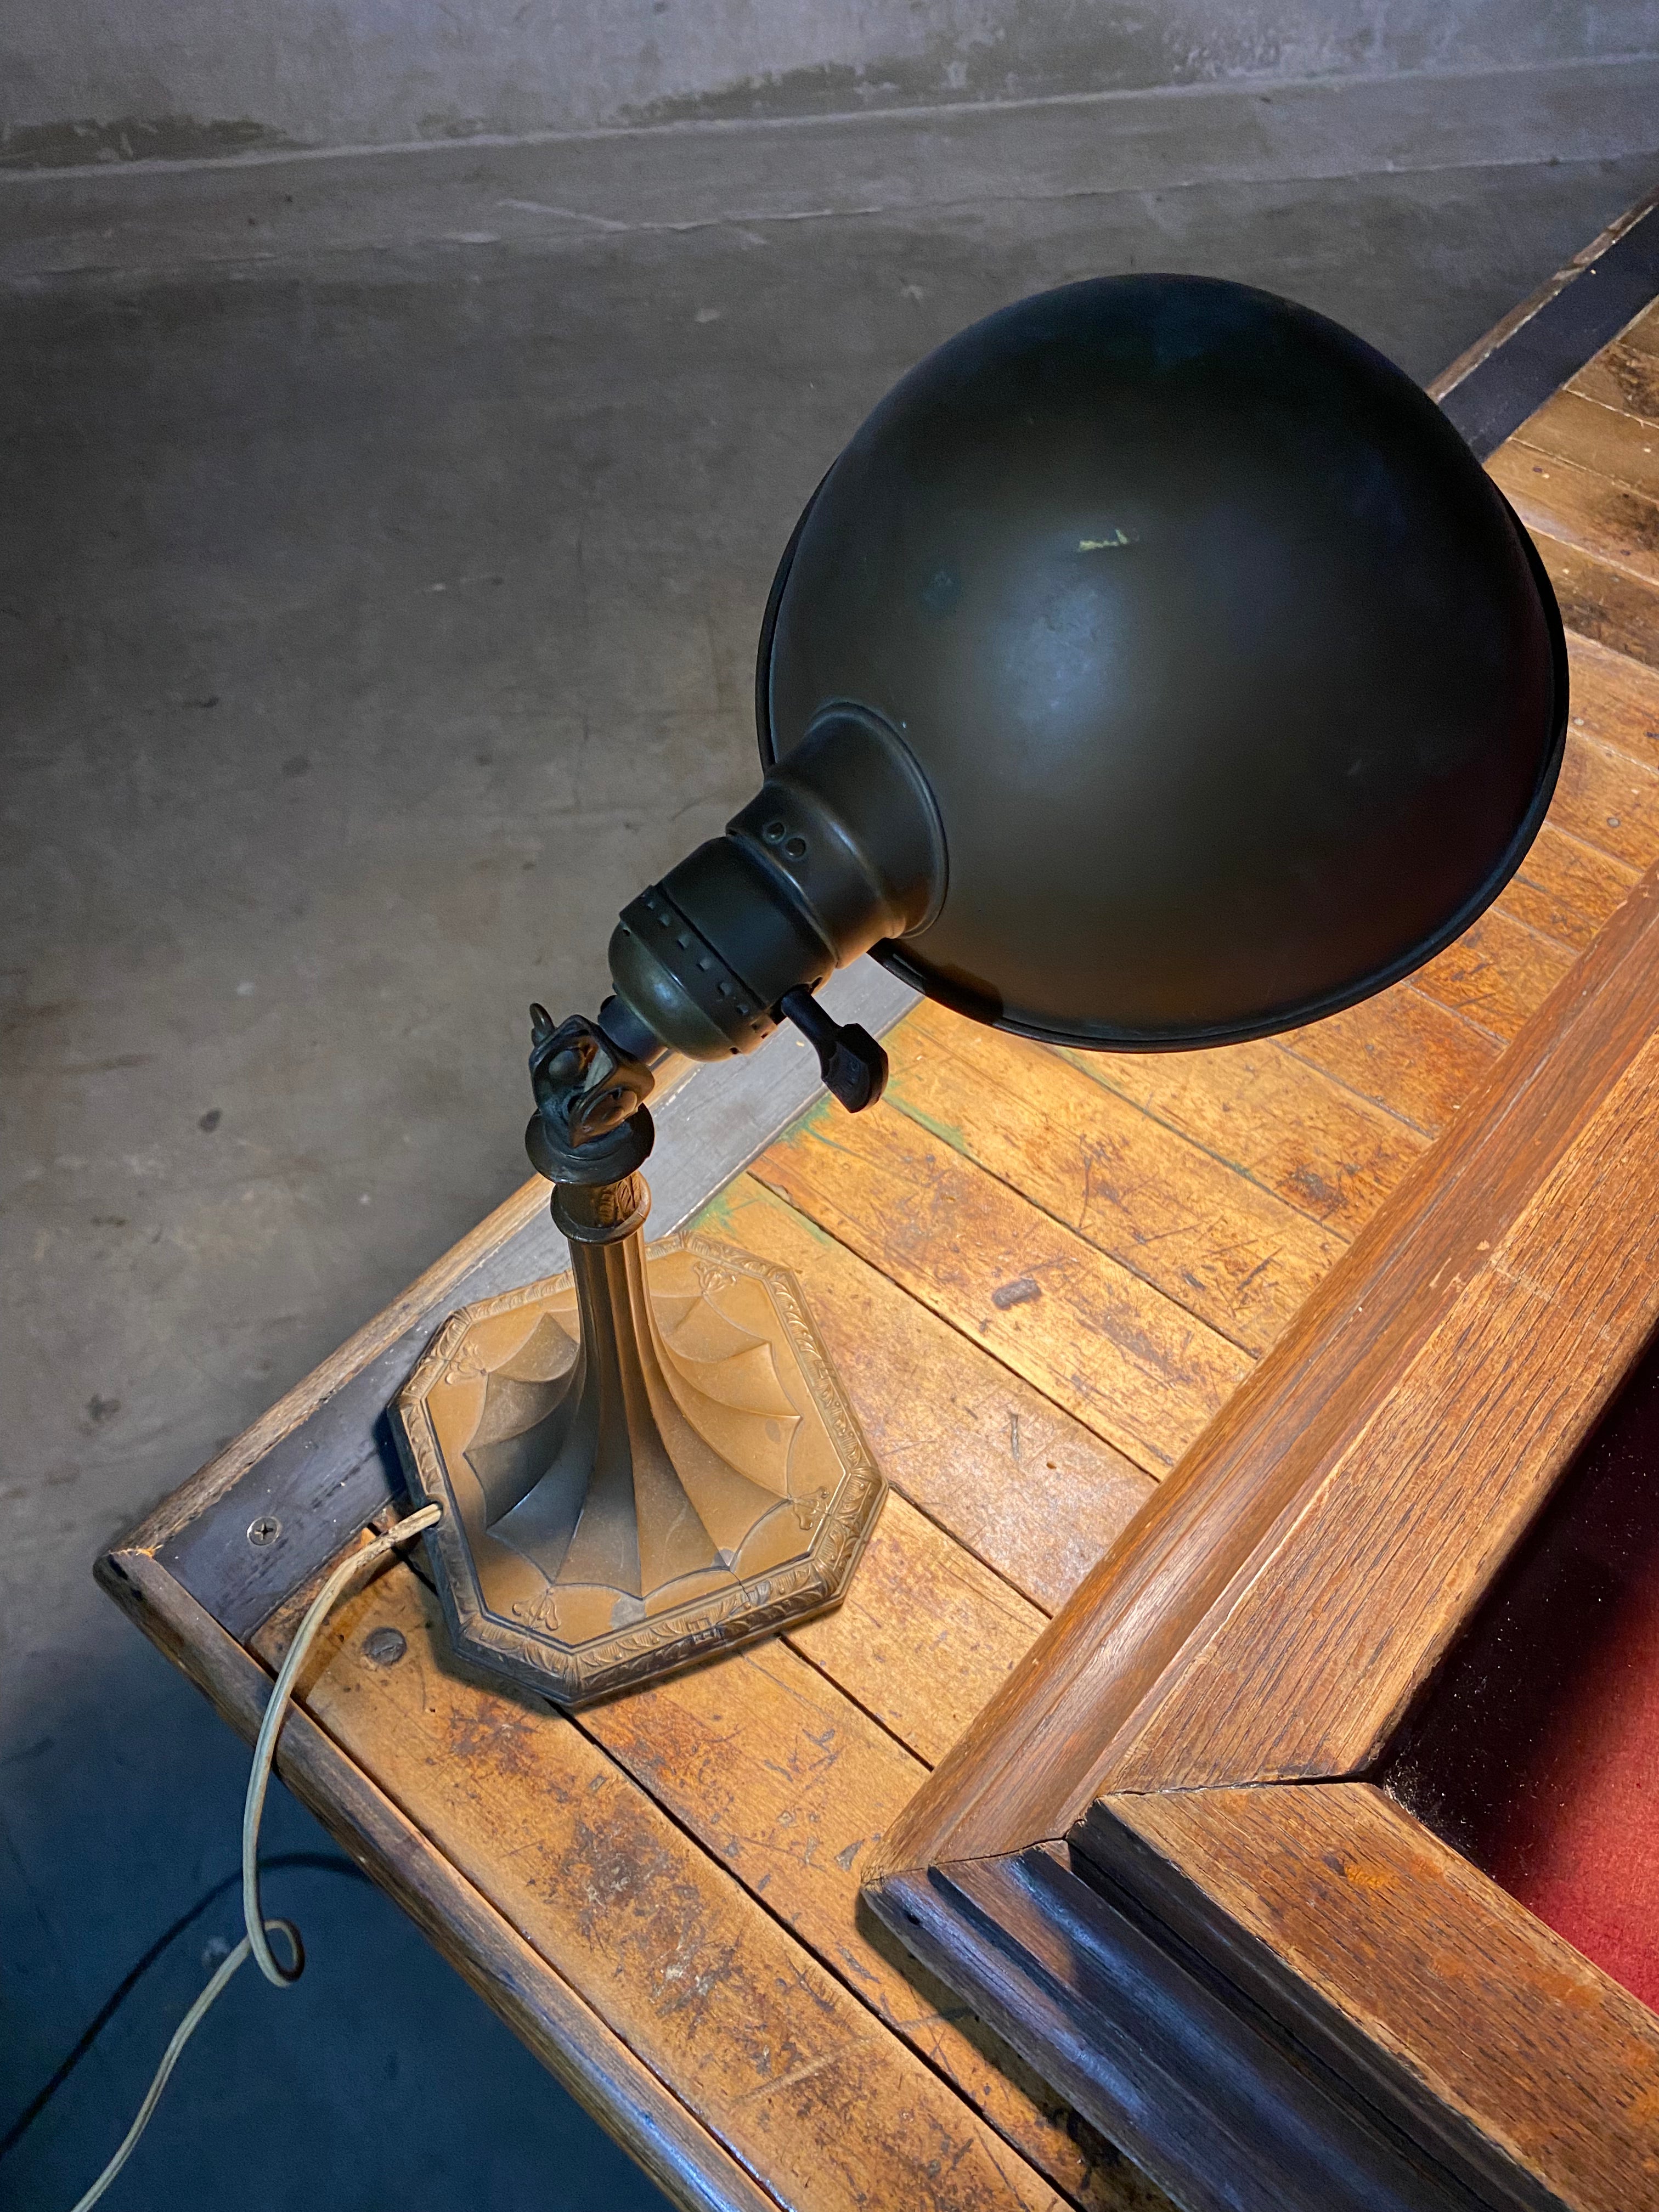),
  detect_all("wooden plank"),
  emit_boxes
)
[241,1271,1149,2203]
[1410,908,1573,1042]
[879,1005,1344,1357]
[747,1101,1251,1475]
[1056,1040,1426,1242]
[868,865,1659,1874]
[1551,723,1659,877]
[697,1177,1153,1616]
[1530,529,1659,672]
[877,1843,1509,2212]
[1489,439,1659,586]
[1510,385,1659,501]
[1277,982,1497,1138]
[1500,820,1640,951]
[1568,302,1659,425]
[247,1513,1125,2196]
[573,1628,1163,2212]
[1095,1785,1659,2212]
[280,1566,1076,2212]
[95,1552,785,2212]
[1387,703,1657,1041]
[1565,631,1659,768]
[785,1493,1044,1769]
